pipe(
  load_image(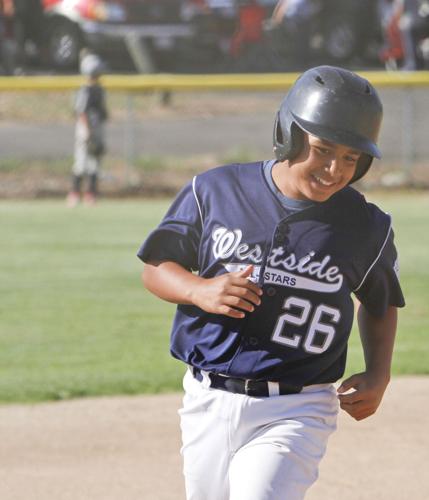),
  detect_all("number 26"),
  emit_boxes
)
[271,296,340,354]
